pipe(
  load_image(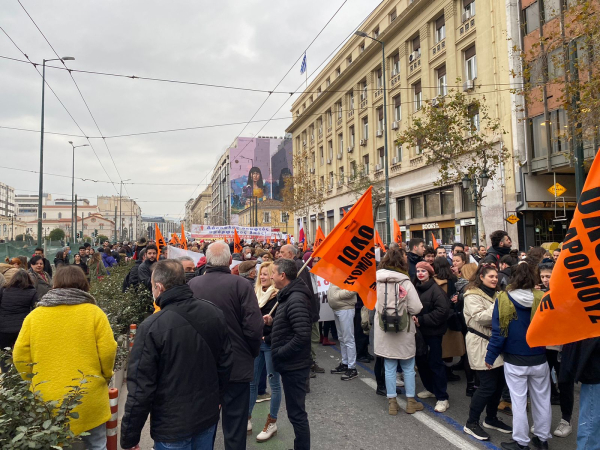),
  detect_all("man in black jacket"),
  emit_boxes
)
[138,244,158,289]
[188,241,263,450]
[481,230,512,268]
[120,259,233,450]
[407,238,425,281]
[268,258,312,450]
[122,249,146,293]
